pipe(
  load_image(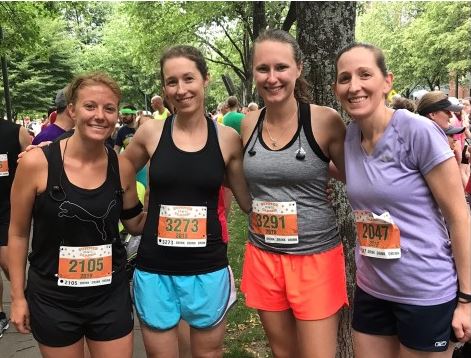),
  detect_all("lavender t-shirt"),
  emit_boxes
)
[345,109,456,305]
